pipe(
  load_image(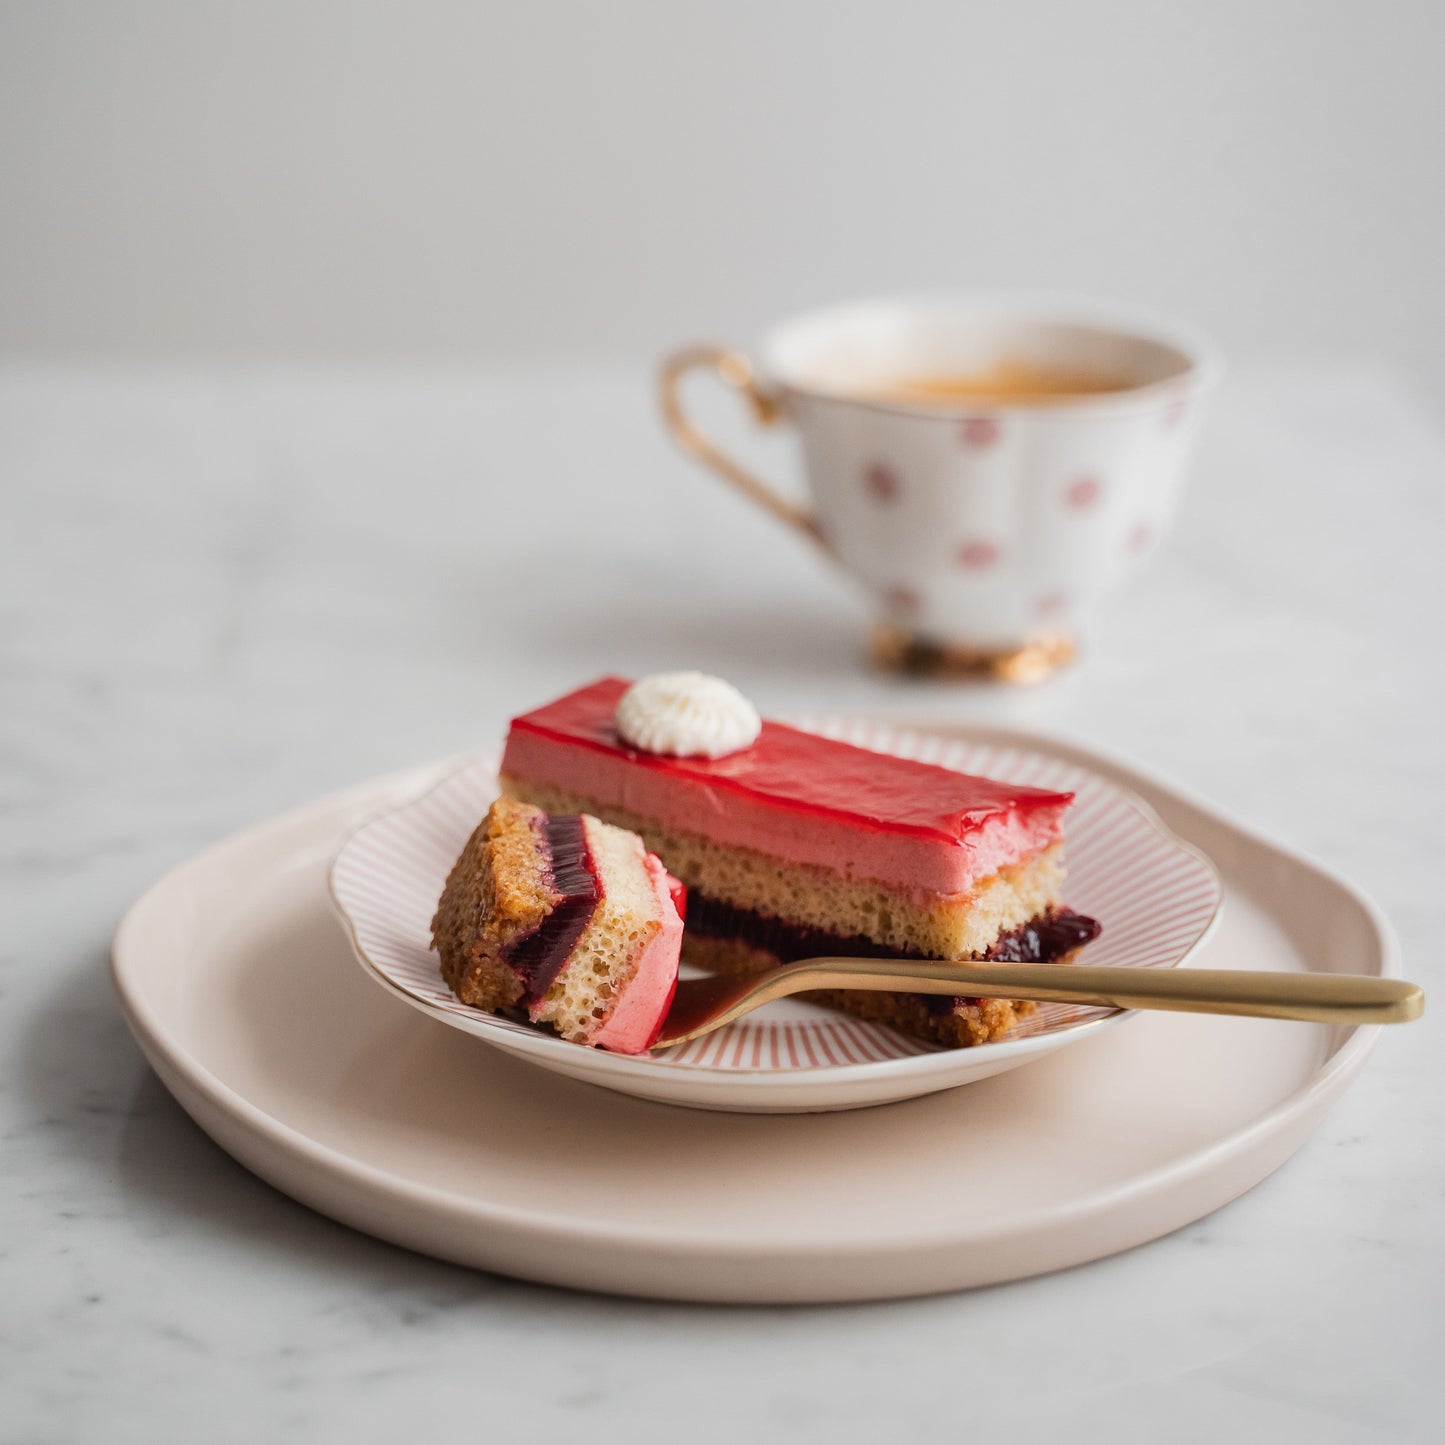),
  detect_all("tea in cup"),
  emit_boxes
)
[660,295,1220,682]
